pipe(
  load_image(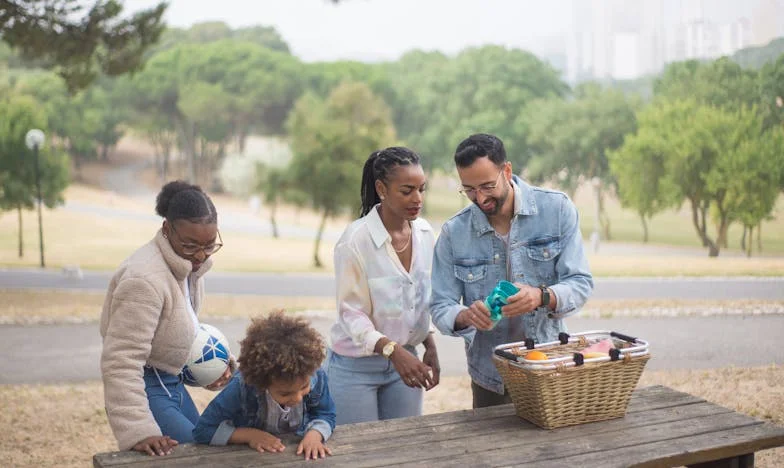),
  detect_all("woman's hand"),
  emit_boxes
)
[421,335,441,391]
[390,347,433,389]
[205,366,232,391]
[297,430,332,460]
[133,435,178,456]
